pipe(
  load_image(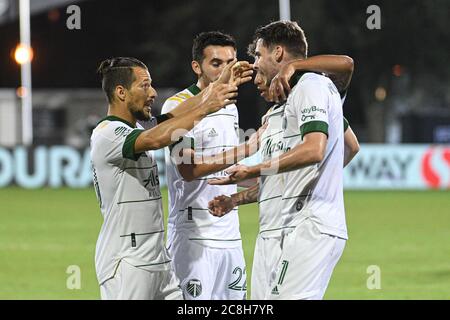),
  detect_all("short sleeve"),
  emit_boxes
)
[343,117,349,132]
[94,122,144,163]
[291,80,329,139]
[122,129,145,160]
